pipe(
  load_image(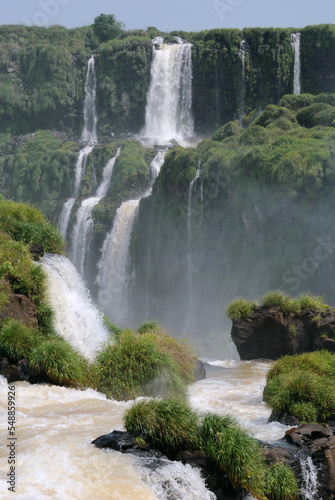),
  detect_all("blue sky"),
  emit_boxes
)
[2,0,334,32]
